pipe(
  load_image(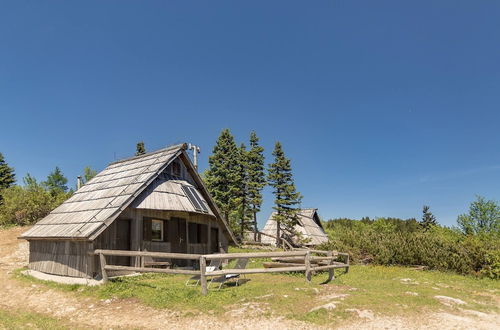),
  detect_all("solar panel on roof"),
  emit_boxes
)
[189,186,209,213]
[181,185,208,213]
